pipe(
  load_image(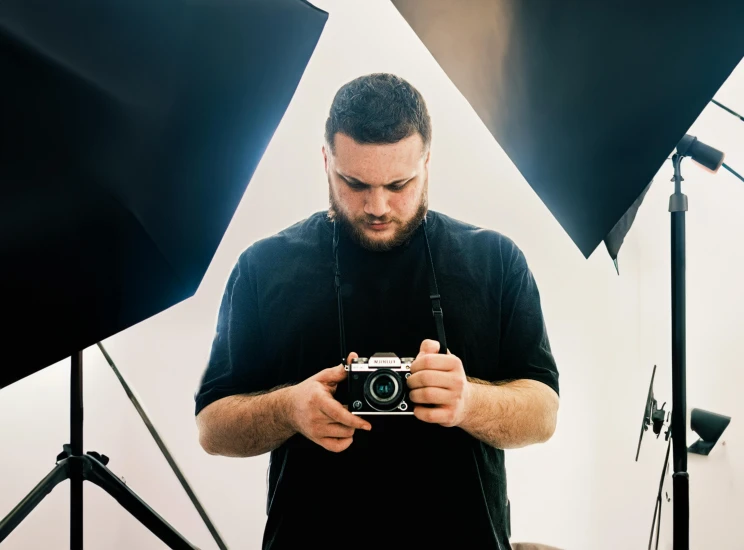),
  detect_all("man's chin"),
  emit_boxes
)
[357,226,398,251]
[333,209,426,252]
